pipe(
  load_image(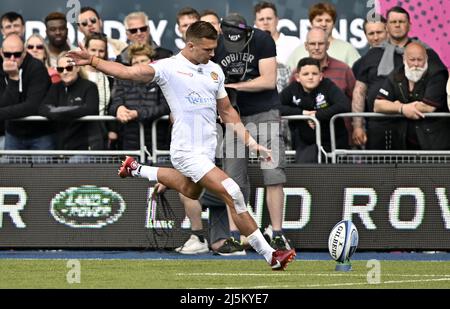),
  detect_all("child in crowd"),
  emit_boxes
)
[279,57,350,163]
